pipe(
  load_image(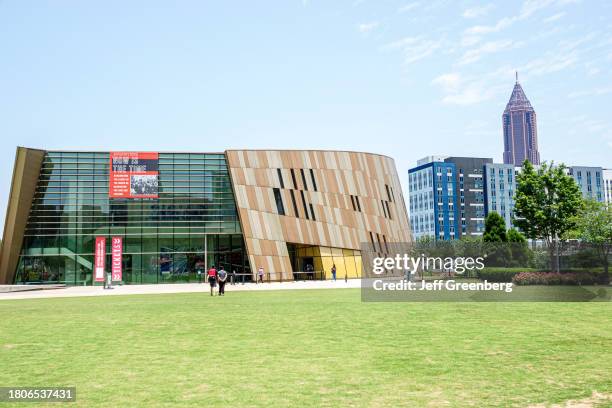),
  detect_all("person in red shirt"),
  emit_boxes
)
[207,265,217,296]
